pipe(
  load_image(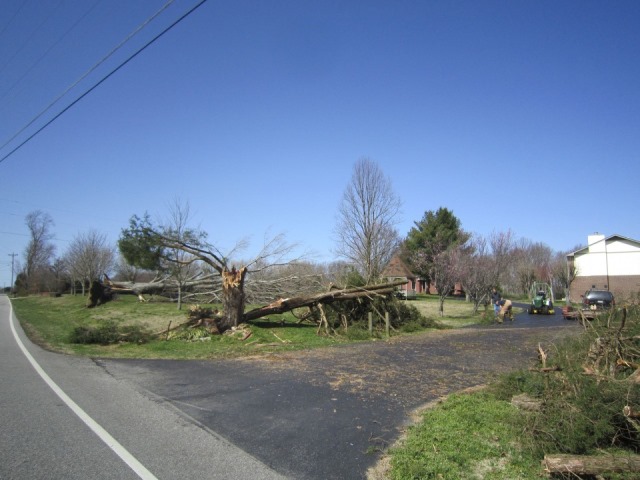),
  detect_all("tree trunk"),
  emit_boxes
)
[219,266,247,332]
[242,281,405,322]
[543,453,640,475]
[104,275,218,298]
